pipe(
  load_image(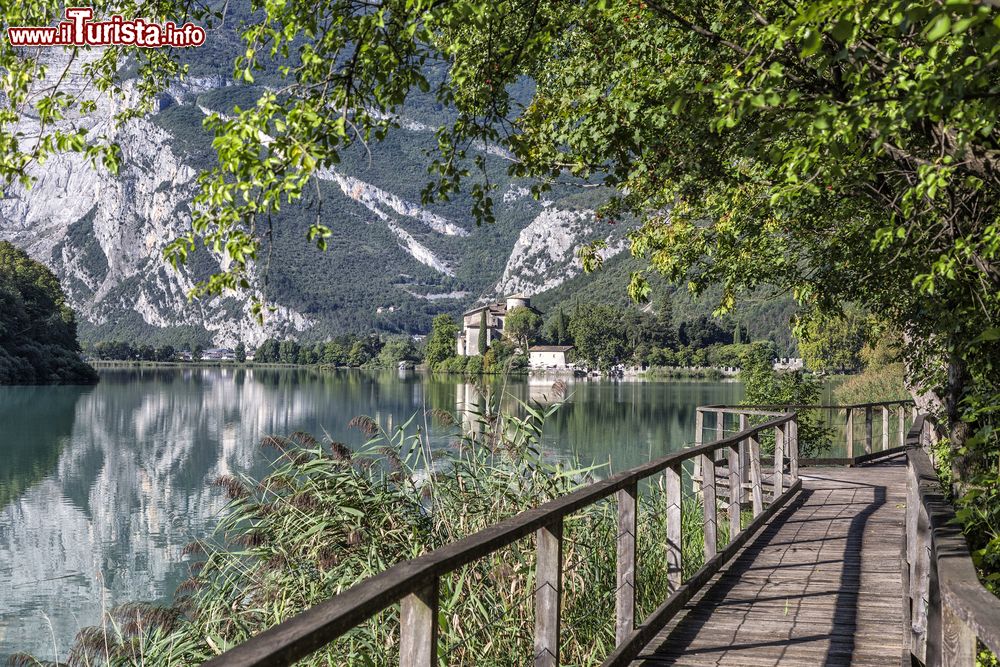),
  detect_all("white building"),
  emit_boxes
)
[528,345,574,369]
